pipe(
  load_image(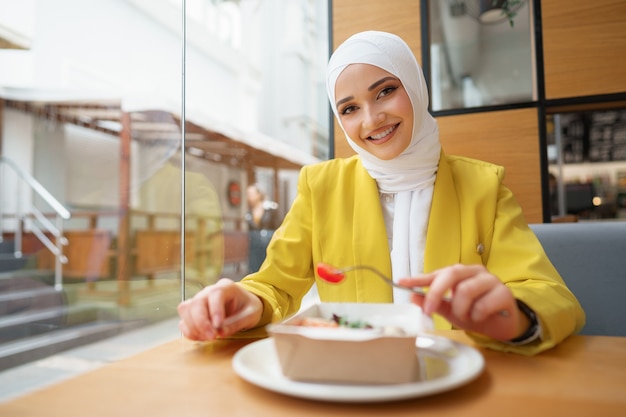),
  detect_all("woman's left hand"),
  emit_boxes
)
[398,264,530,341]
